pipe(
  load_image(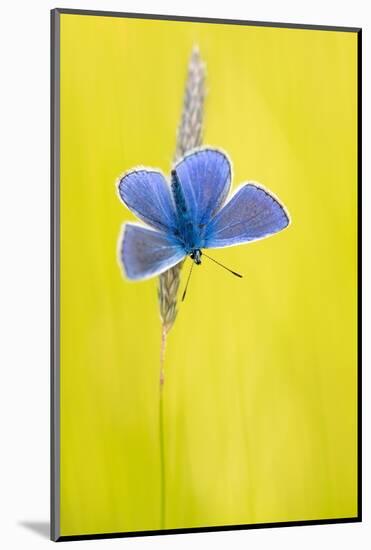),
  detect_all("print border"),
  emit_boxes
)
[51,8,362,542]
